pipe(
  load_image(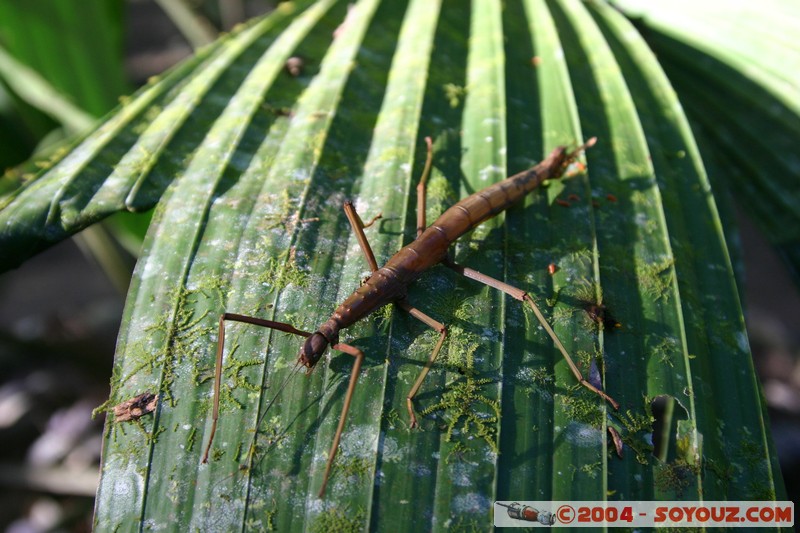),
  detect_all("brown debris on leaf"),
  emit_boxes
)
[608,426,624,458]
[584,303,622,330]
[285,56,304,77]
[113,392,158,422]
